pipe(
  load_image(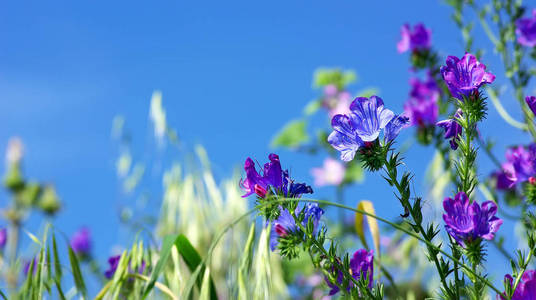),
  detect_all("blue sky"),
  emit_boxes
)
[0,0,533,293]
